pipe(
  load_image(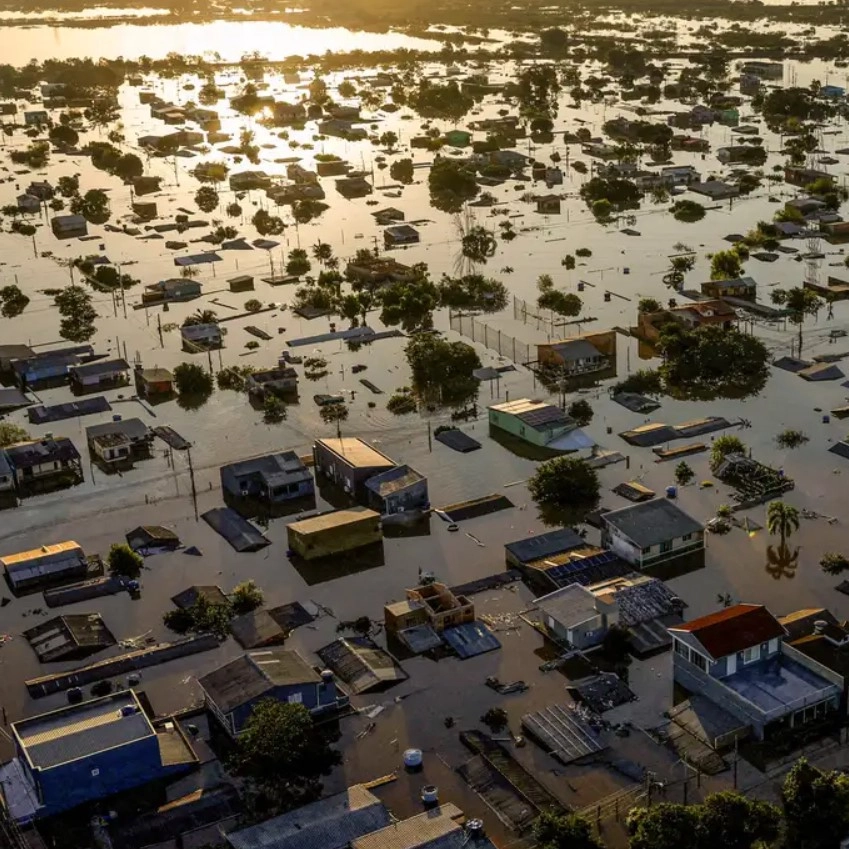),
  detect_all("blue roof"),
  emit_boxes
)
[442,621,501,659]
[505,528,585,564]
